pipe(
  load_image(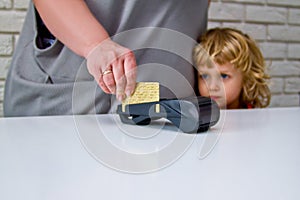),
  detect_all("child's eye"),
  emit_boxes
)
[220,74,229,79]
[200,74,209,79]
